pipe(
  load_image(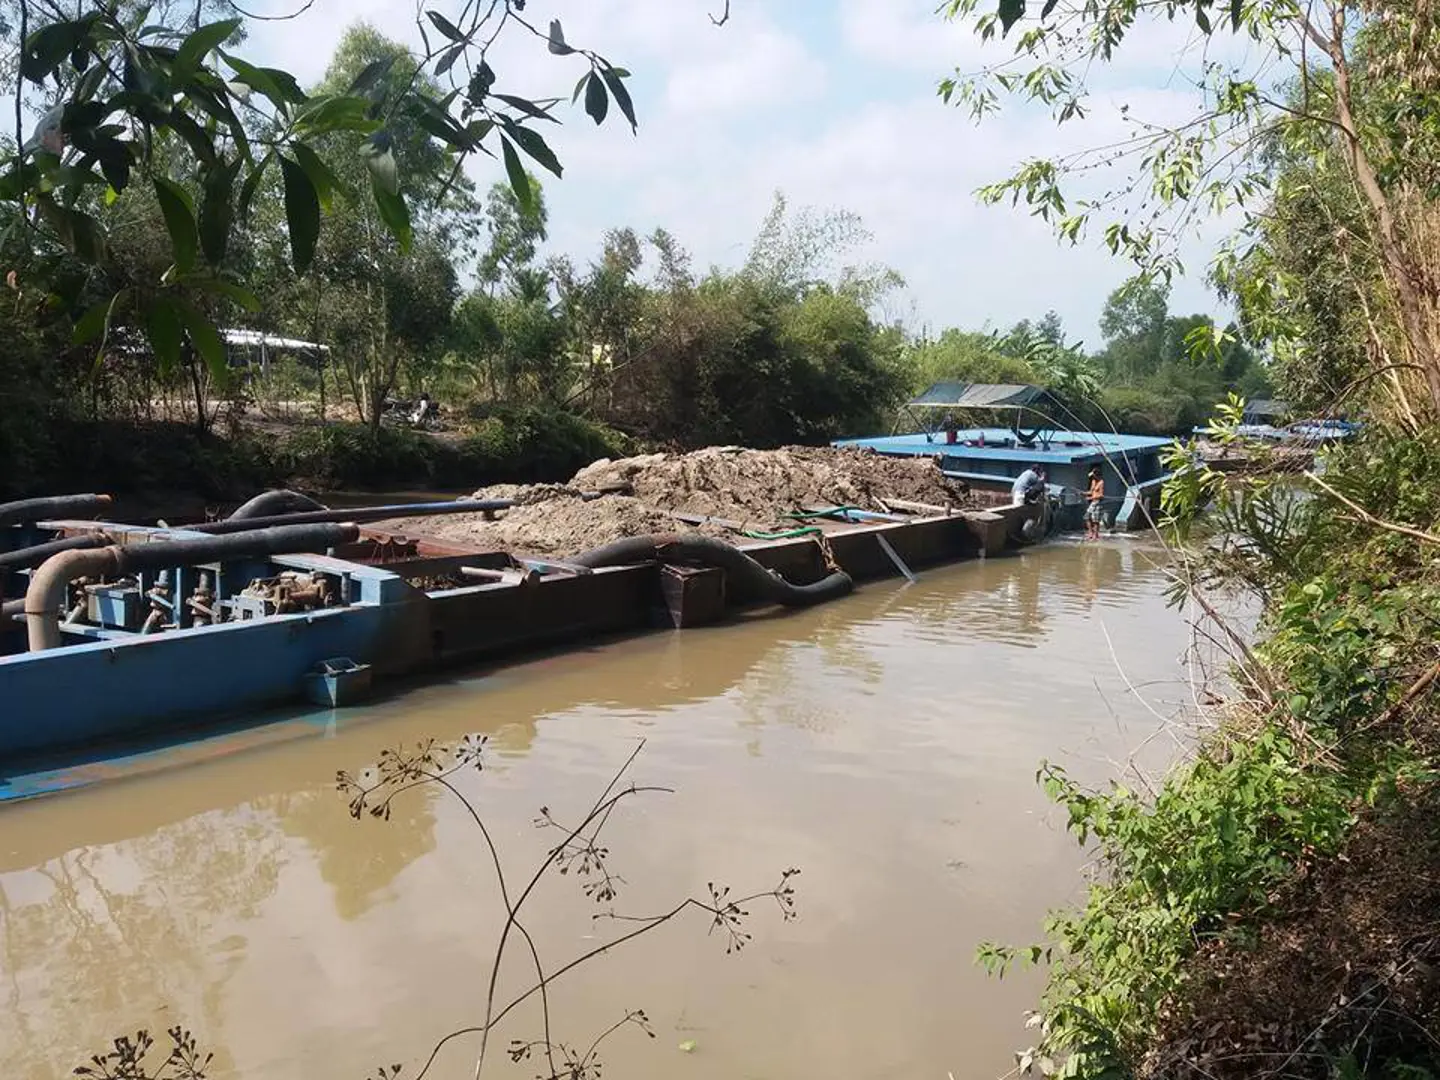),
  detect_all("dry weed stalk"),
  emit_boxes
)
[335,736,800,1080]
